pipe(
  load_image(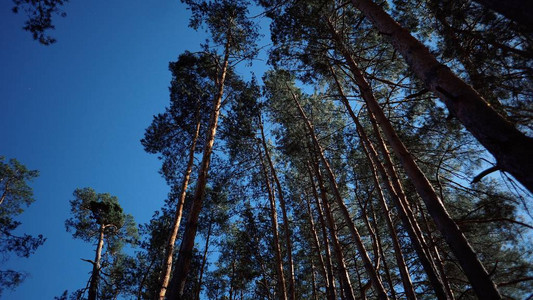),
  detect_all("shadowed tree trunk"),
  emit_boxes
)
[303,190,334,300]
[259,148,288,300]
[310,158,356,300]
[328,17,501,298]
[259,119,296,300]
[348,0,533,197]
[307,165,337,300]
[195,221,212,300]
[291,88,389,299]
